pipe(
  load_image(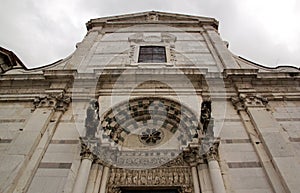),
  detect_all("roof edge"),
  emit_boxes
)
[86,10,219,31]
[0,47,28,74]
